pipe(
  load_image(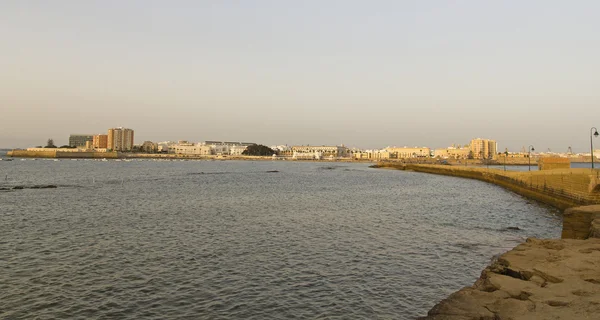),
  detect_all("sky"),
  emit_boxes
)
[1,0,599,152]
